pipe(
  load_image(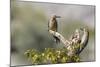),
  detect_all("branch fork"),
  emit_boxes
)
[49,27,89,56]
